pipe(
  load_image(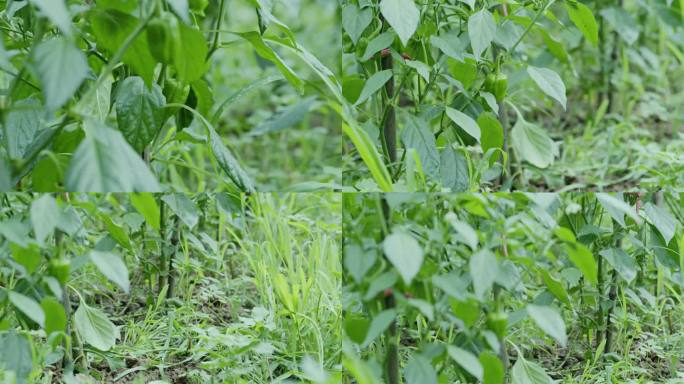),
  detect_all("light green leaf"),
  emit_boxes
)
[565,1,598,47]
[361,32,396,61]
[527,65,567,109]
[354,70,393,106]
[511,117,554,168]
[362,309,396,347]
[599,248,637,283]
[65,122,162,192]
[479,351,505,384]
[600,7,639,45]
[4,98,43,160]
[527,66,566,109]
[644,203,677,244]
[478,112,504,157]
[91,9,157,85]
[382,231,424,285]
[380,0,420,46]
[511,357,553,384]
[405,354,438,384]
[30,194,60,245]
[115,76,166,153]
[0,331,33,384]
[440,147,469,192]
[41,297,67,335]
[89,251,130,293]
[401,115,440,178]
[174,22,209,82]
[540,269,571,306]
[29,0,72,36]
[130,193,160,230]
[407,298,434,321]
[250,97,316,136]
[447,346,483,380]
[162,194,199,228]
[565,242,598,286]
[470,249,497,300]
[342,4,373,44]
[9,291,45,327]
[446,107,480,141]
[527,304,567,347]
[596,193,641,227]
[344,243,376,284]
[33,37,88,112]
[468,9,496,60]
[447,218,478,250]
[74,301,119,351]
